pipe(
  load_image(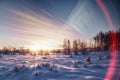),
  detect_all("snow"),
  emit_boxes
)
[0,51,112,80]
